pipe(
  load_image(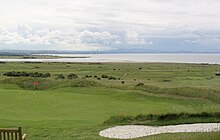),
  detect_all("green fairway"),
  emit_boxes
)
[0,62,220,139]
